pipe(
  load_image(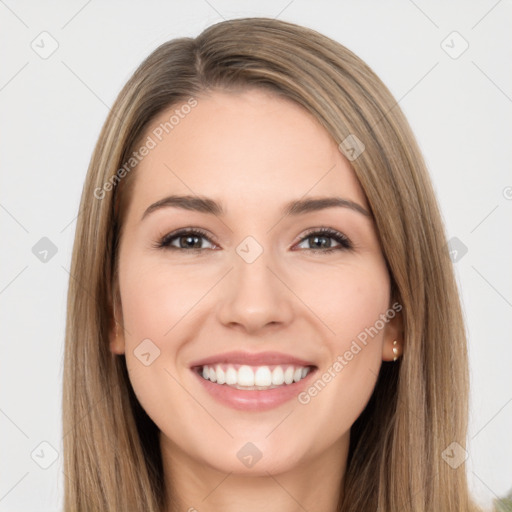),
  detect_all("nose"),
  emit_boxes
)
[216,247,294,335]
